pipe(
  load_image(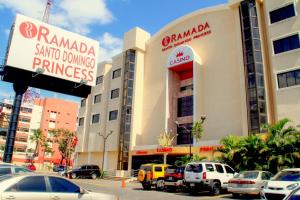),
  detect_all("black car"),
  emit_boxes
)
[53,165,66,172]
[67,165,101,179]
